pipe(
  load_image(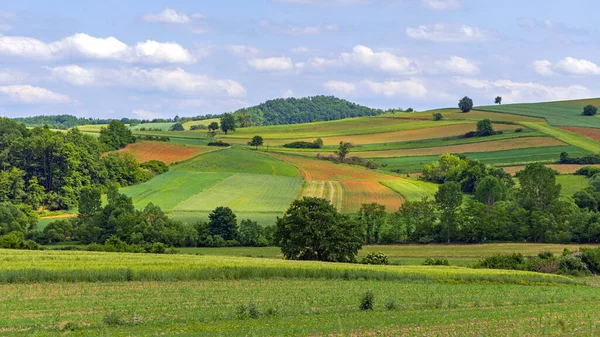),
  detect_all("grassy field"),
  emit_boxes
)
[477,102,600,128]
[129,122,175,131]
[182,118,220,130]
[560,126,600,141]
[556,175,590,196]
[380,179,439,201]
[300,180,344,210]
[388,108,546,122]
[520,122,600,153]
[176,148,299,177]
[173,174,303,213]
[503,164,600,175]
